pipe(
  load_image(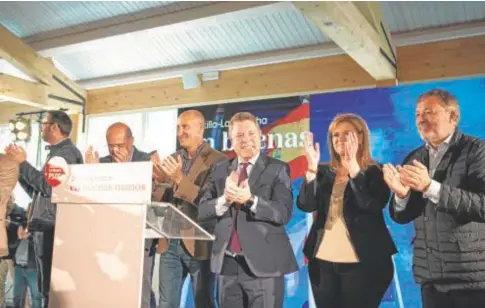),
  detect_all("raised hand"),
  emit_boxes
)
[341,131,360,177]
[4,144,27,164]
[151,152,166,183]
[84,146,100,164]
[303,132,320,171]
[226,179,251,205]
[160,155,183,185]
[224,171,239,203]
[112,147,130,163]
[383,163,410,198]
[400,160,431,192]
